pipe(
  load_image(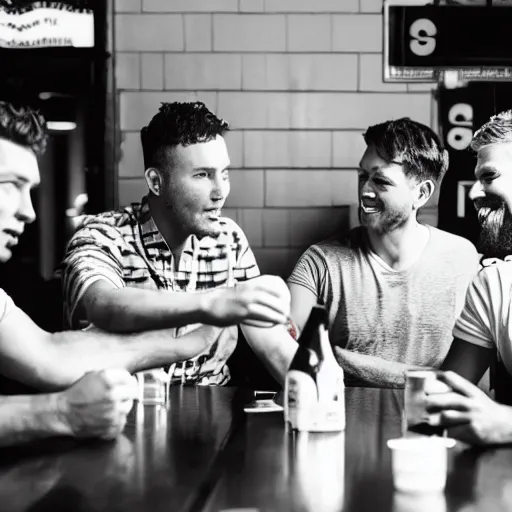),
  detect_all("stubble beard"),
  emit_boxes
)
[165,200,221,239]
[360,206,409,236]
